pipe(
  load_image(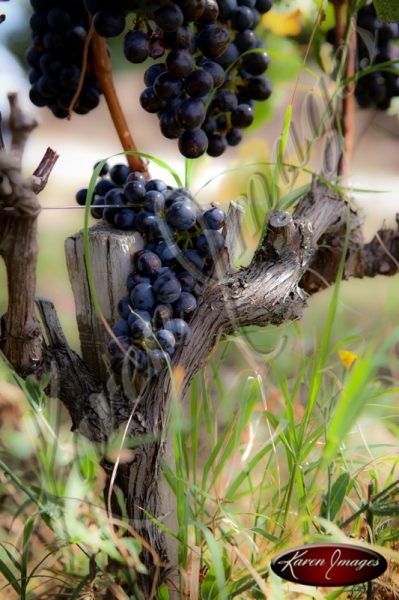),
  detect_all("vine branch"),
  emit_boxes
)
[92,33,149,176]
[0,94,57,375]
